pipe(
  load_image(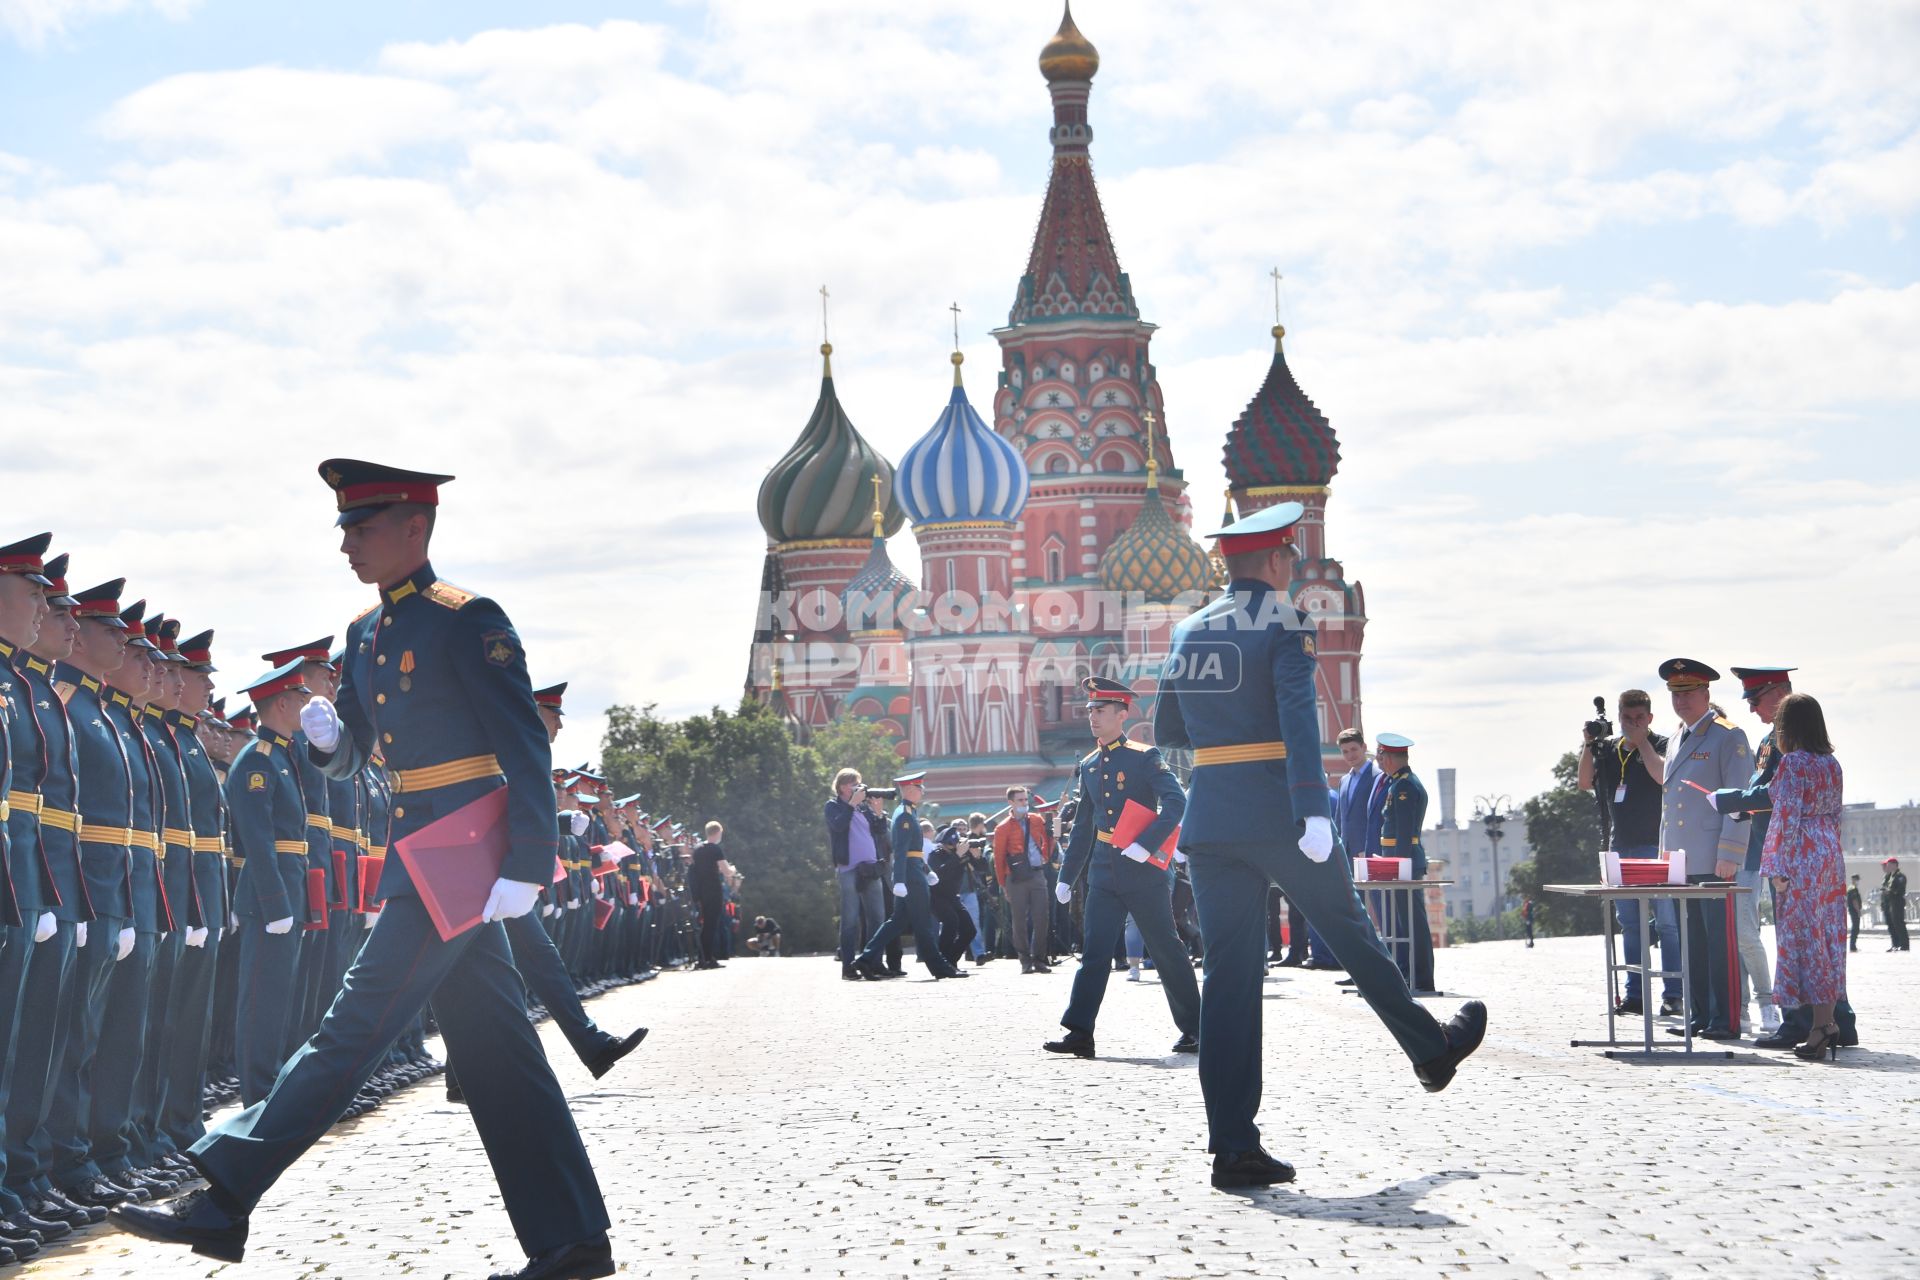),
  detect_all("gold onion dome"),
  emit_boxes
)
[1100,485,1214,604]
[1039,3,1099,82]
